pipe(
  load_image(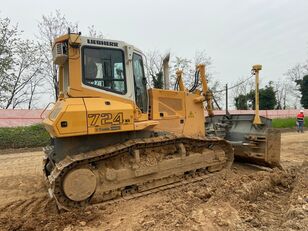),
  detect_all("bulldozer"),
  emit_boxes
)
[42,32,280,210]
